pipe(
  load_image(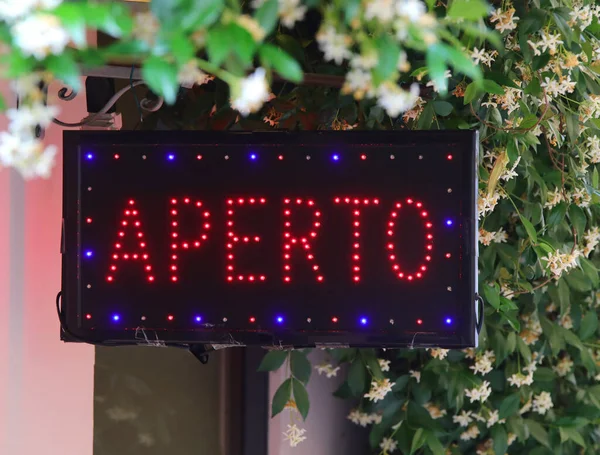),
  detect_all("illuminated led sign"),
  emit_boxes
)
[61,131,479,348]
